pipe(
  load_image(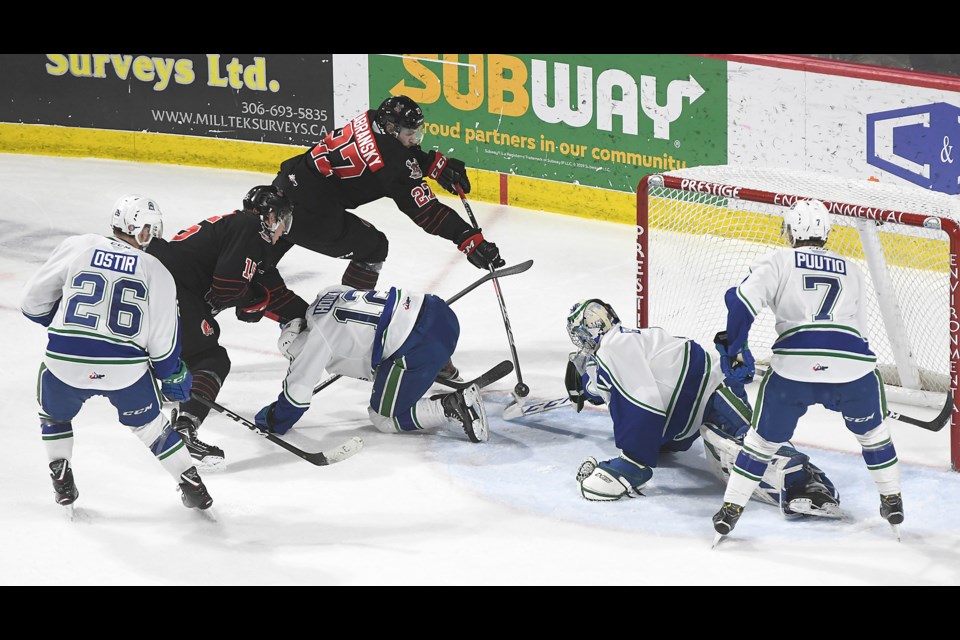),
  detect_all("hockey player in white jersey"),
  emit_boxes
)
[711,199,903,542]
[255,285,489,442]
[566,298,840,519]
[20,195,213,511]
